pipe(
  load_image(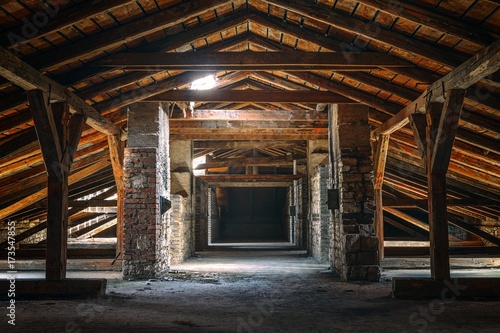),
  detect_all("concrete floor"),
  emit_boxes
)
[1,249,500,332]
